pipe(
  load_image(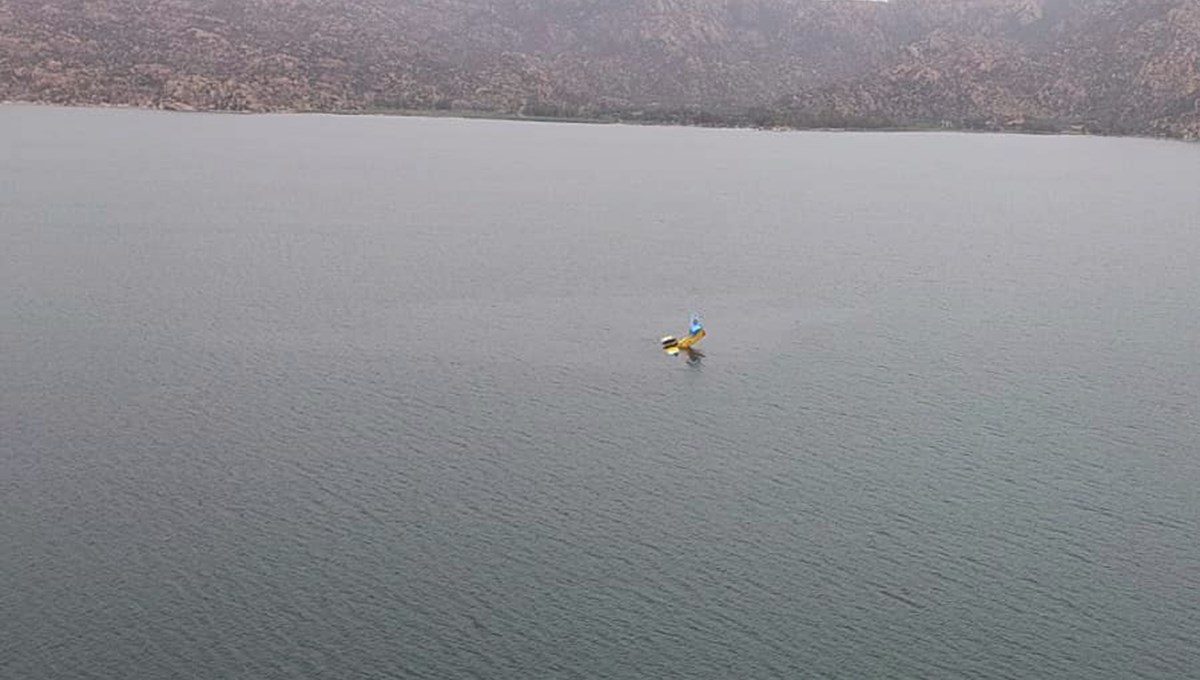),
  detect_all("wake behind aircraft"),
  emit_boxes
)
[661,314,705,360]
